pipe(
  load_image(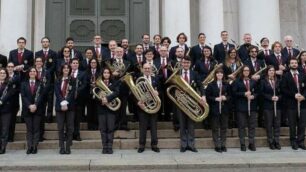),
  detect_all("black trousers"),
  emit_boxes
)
[237,111,257,145]
[98,112,115,149]
[24,115,41,148]
[46,85,54,117]
[87,97,98,130]
[287,109,306,145]
[74,103,85,137]
[56,111,74,149]
[159,89,173,121]
[172,102,180,129]
[116,95,128,128]
[8,106,19,140]
[211,113,228,148]
[0,112,11,148]
[263,109,281,144]
[177,110,195,148]
[39,101,47,138]
[138,110,158,147]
